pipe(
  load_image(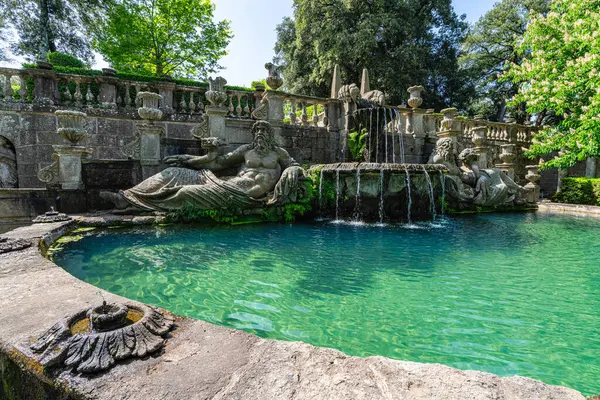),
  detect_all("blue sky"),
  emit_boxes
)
[213,0,498,86]
[1,0,498,85]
